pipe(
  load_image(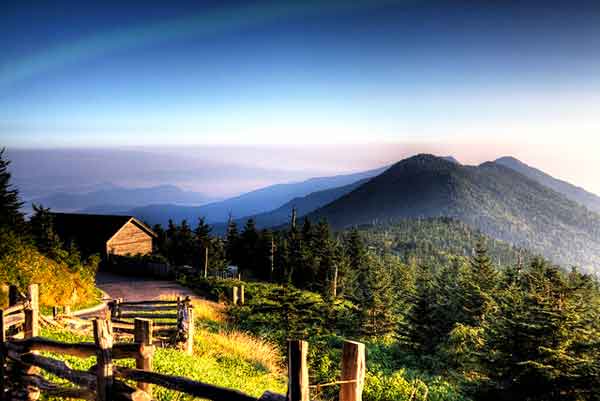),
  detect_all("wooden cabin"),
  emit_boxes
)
[51,213,156,258]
